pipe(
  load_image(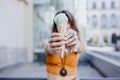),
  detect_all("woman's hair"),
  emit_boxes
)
[52,10,80,40]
